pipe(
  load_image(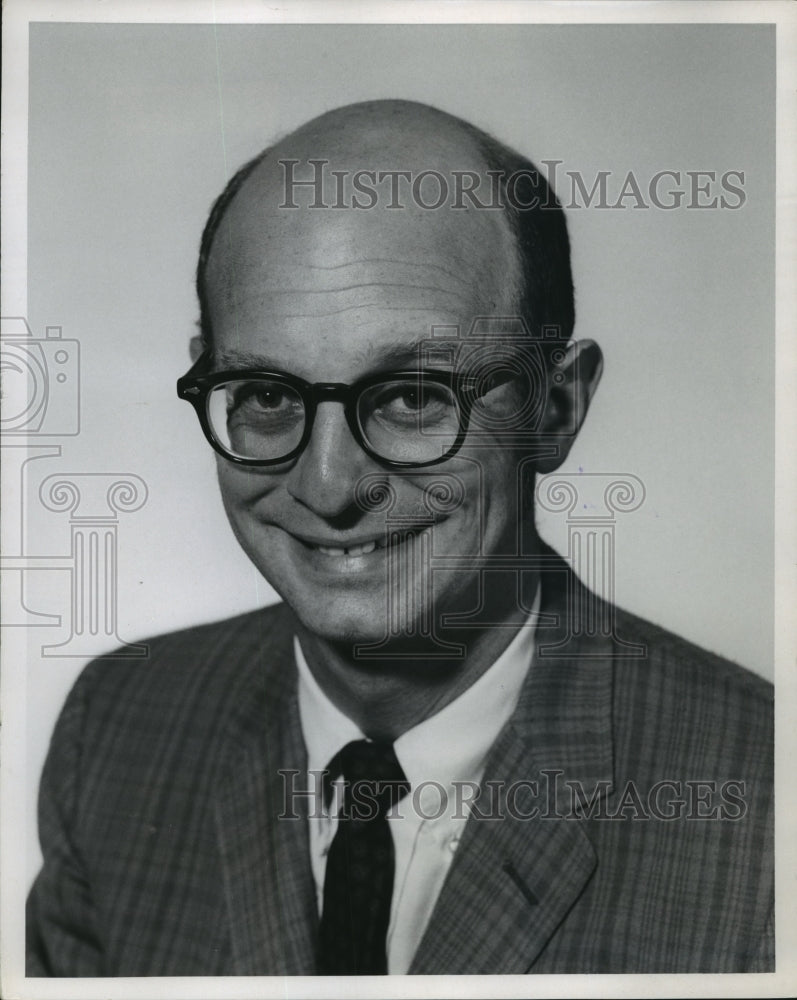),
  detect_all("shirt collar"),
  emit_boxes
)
[296,584,540,798]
